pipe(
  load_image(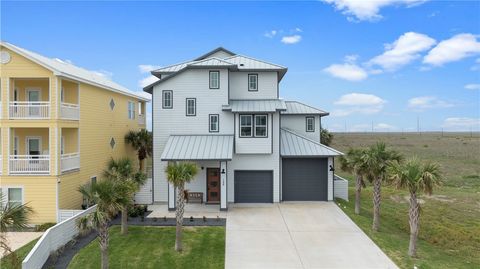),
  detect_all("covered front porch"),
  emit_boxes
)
[161,134,234,211]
